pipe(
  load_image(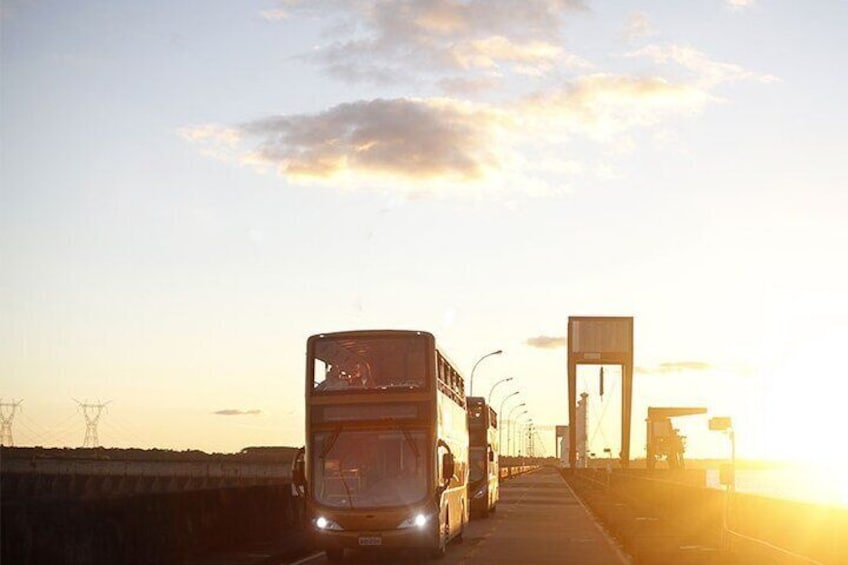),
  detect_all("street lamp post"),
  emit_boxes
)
[514,410,528,456]
[522,420,533,457]
[709,417,735,550]
[498,391,520,458]
[515,417,528,456]
[469,349,503,396]
[507,405,527,456]
[488,376,513,405]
